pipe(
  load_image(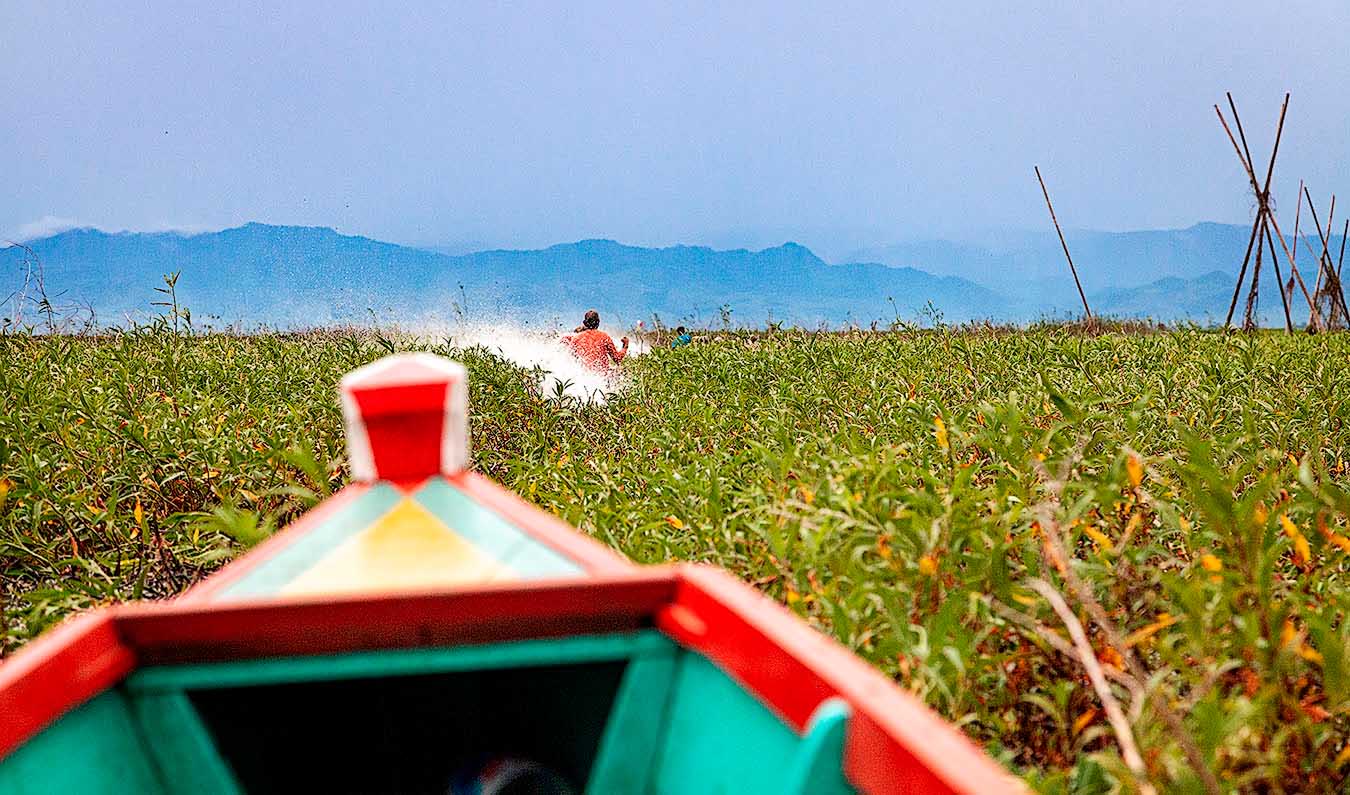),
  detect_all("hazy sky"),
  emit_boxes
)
[4,1,1348,254]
